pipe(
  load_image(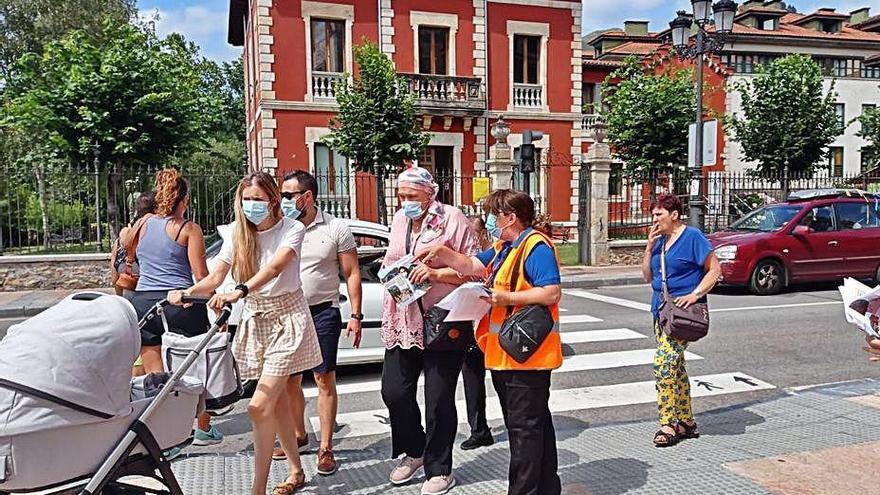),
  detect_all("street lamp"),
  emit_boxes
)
[669,0,738,230]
